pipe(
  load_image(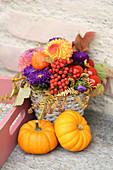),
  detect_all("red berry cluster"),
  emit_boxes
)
[85,60,101,89]
[68,65,83,80]
[49,58,73,94]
